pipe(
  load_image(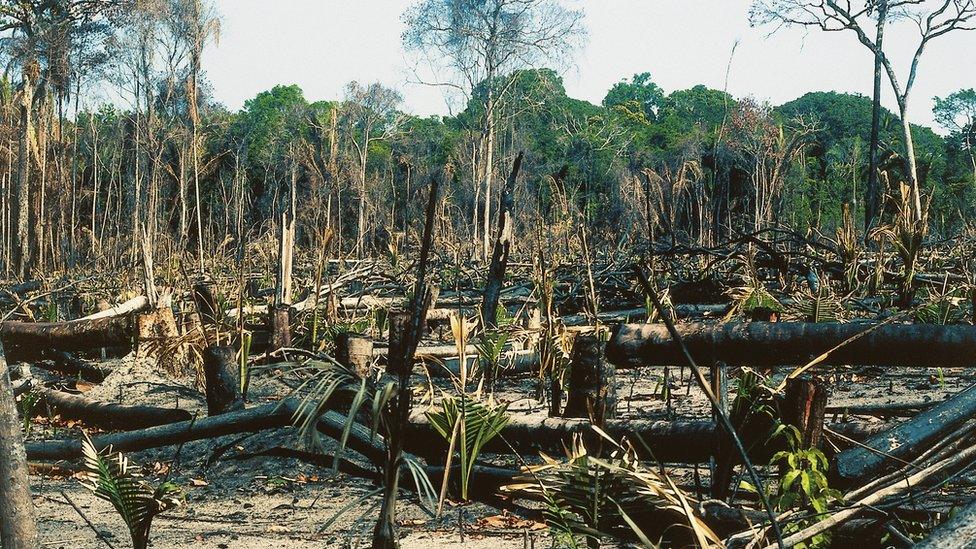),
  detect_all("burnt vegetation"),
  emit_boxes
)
[2,1,976,548]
